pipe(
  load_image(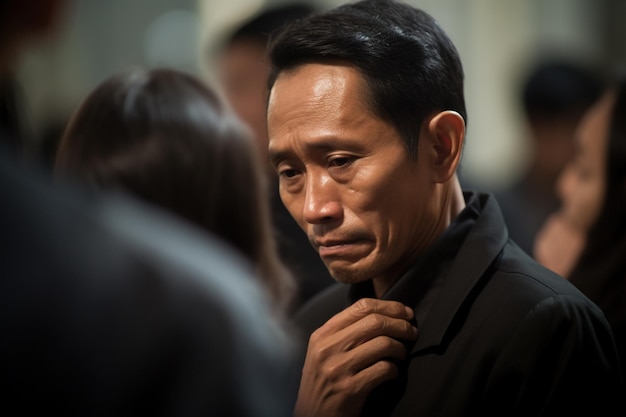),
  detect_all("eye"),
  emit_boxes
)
[278,167,301,179]
[328,156,354,168]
